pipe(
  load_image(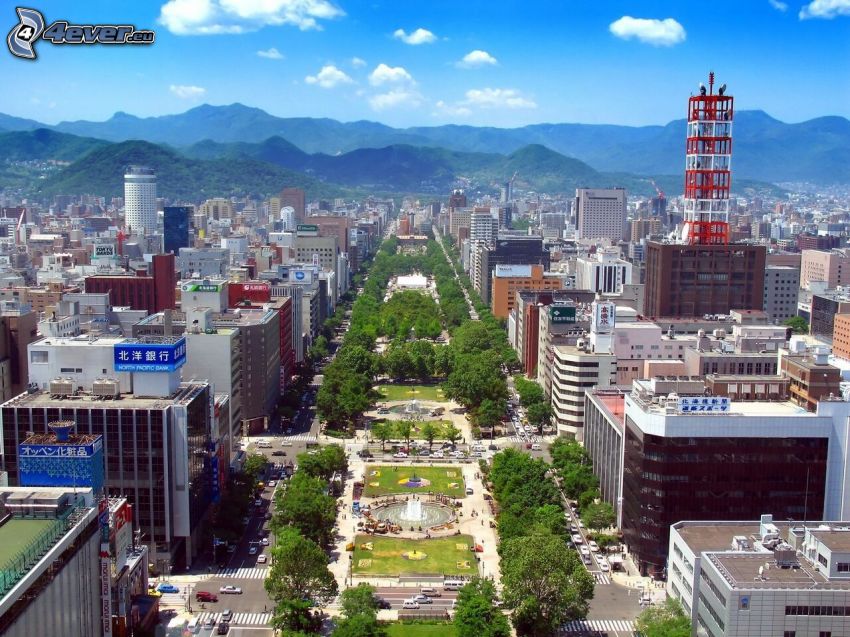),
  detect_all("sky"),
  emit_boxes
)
[2,0,849,129]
